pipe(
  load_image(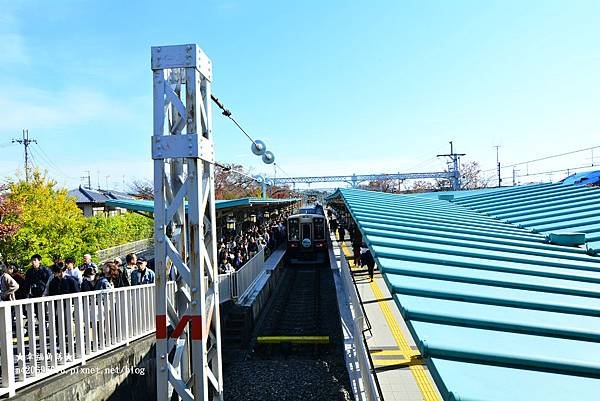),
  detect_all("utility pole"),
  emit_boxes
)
[80,171,92,189]
[494,145,502,187]
[12,129,37,182]
[437,141,466,190]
